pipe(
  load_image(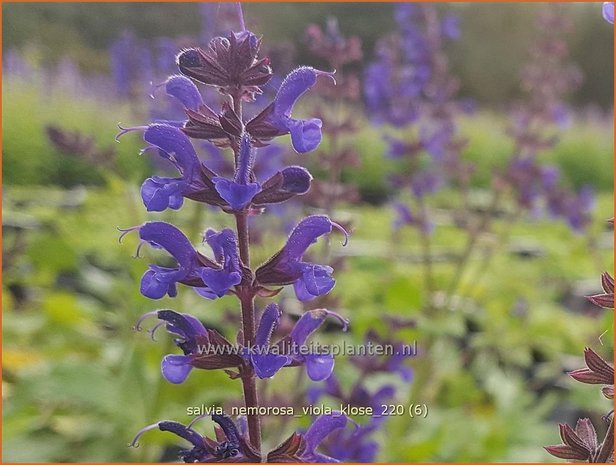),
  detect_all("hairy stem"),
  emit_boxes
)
[232,82,261,451]
[236,214,261,452]
[236,212,251,267]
